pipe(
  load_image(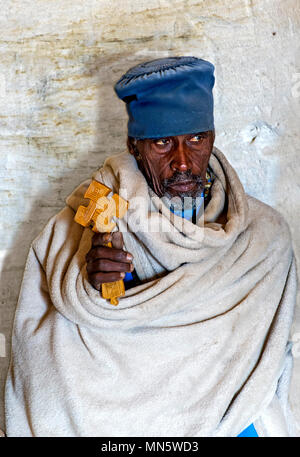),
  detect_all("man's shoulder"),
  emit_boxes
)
[30,174,96,265]
[31,205,82,266]
[245,194,293,250]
